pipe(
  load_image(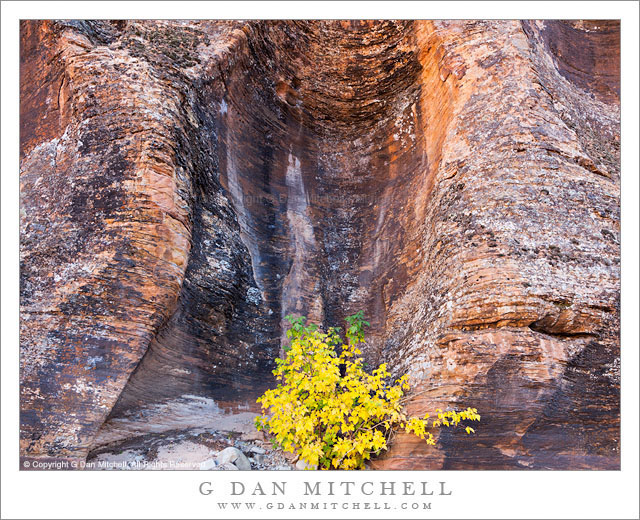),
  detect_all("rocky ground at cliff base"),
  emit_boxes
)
[86,427,295,471]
